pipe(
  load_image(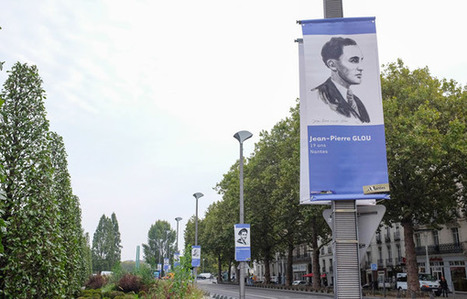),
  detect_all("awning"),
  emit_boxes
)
[303,273,326,278]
